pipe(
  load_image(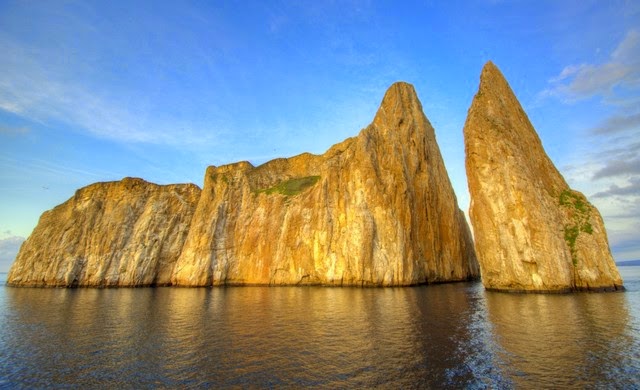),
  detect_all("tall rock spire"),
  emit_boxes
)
[464,61,623,292]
